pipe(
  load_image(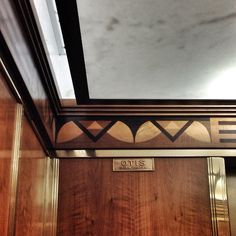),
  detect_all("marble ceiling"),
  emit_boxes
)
[77,0,236,99]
